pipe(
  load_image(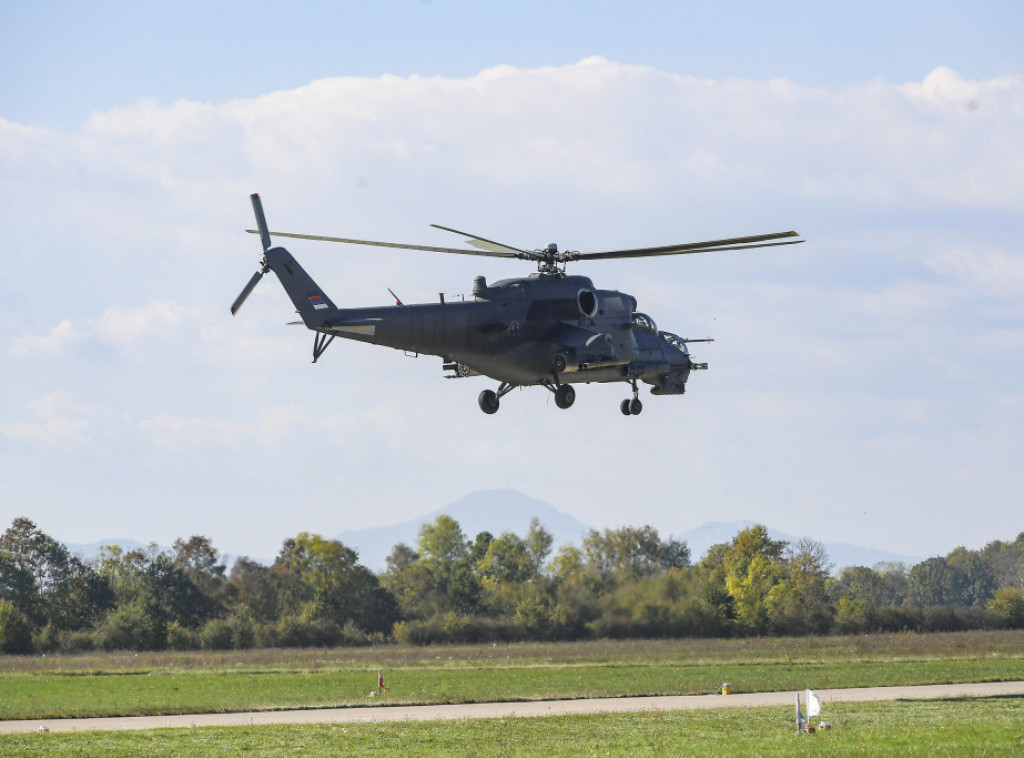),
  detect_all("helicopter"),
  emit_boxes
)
[231,194,803,415]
